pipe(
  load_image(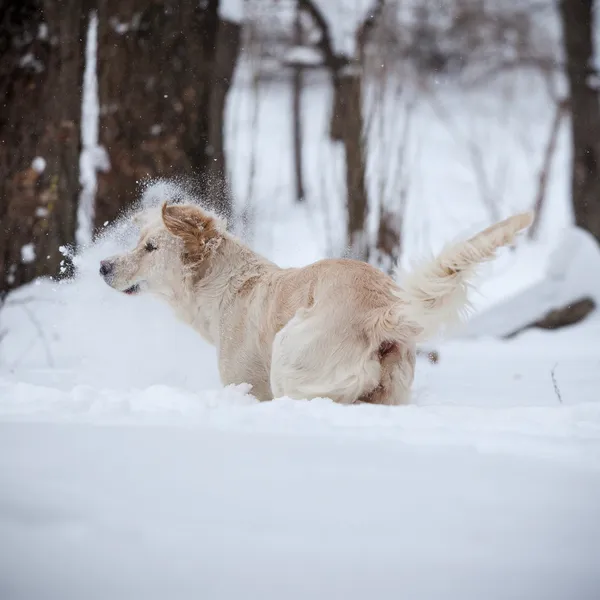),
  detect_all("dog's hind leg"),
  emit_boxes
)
[270,308,381,404]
